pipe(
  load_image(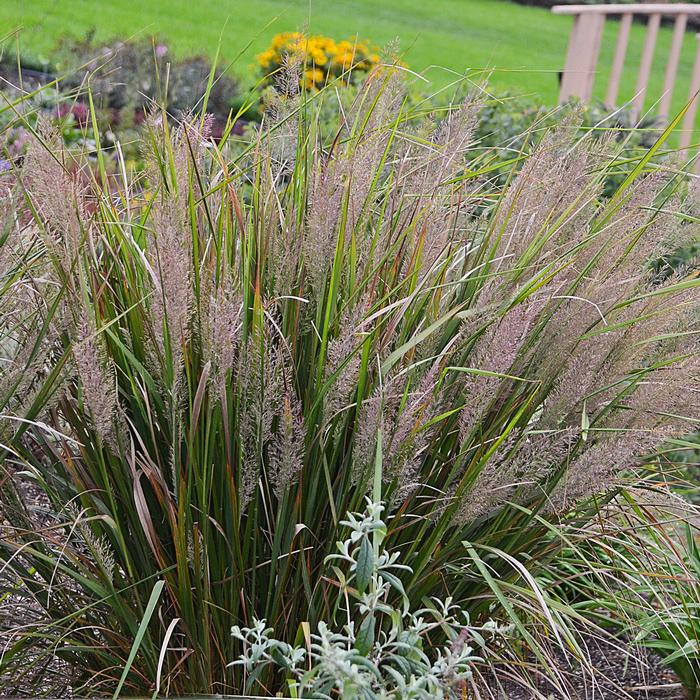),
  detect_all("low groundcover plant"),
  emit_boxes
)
[0,62,699,696]
[229,499,506,699]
